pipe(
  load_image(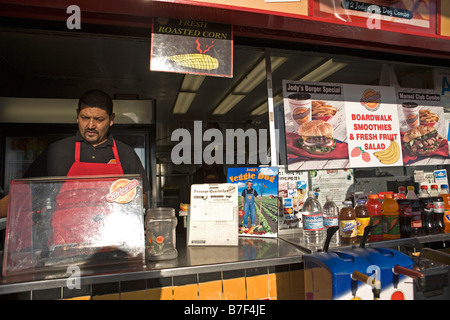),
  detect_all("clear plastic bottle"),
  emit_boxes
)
[366,194,383,242]
[323,195,339,245]
[419,185,434,235]
[355,199,370,241]
[339,200,357,245]
[382,194,400,240]
[440,184,449,194]
[407,186,422,236]
[396,186,406,199]
[302,191,324,246]
[431,185,445,234]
